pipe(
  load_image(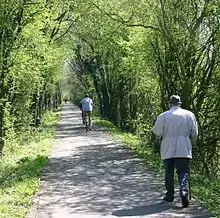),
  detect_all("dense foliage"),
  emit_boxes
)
[0,0,75,155]
[67,0,220,176]
[1,0,219,216]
